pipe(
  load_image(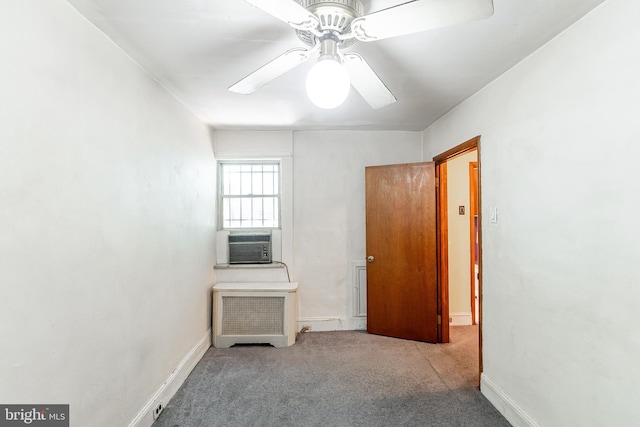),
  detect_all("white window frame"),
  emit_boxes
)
[217,160,282,230]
